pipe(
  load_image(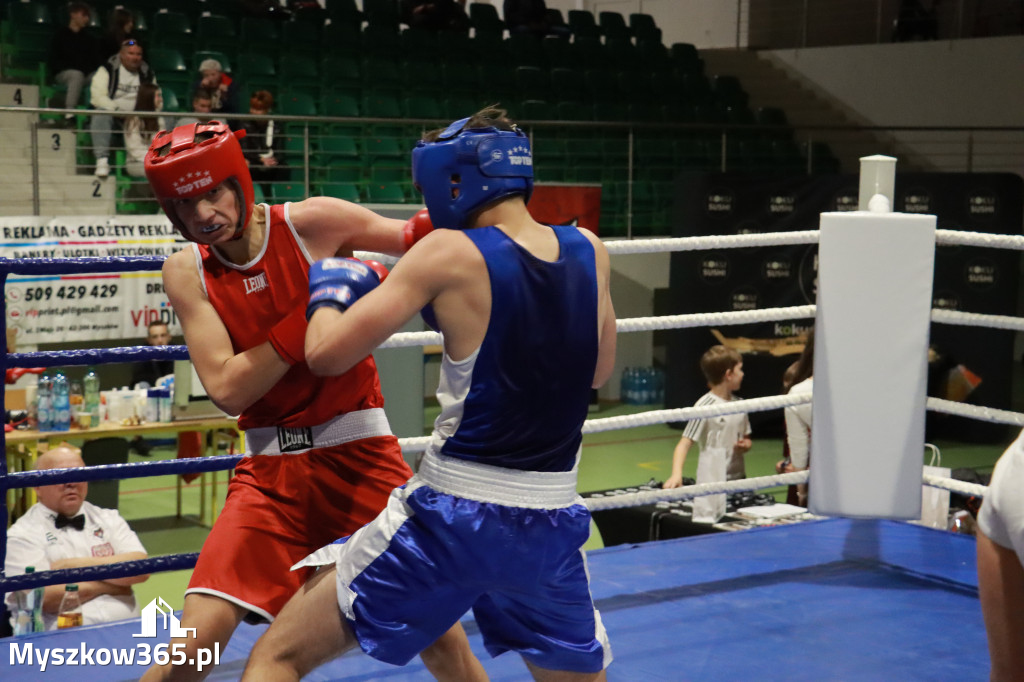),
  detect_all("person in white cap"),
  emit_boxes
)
[190,58,239,115]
